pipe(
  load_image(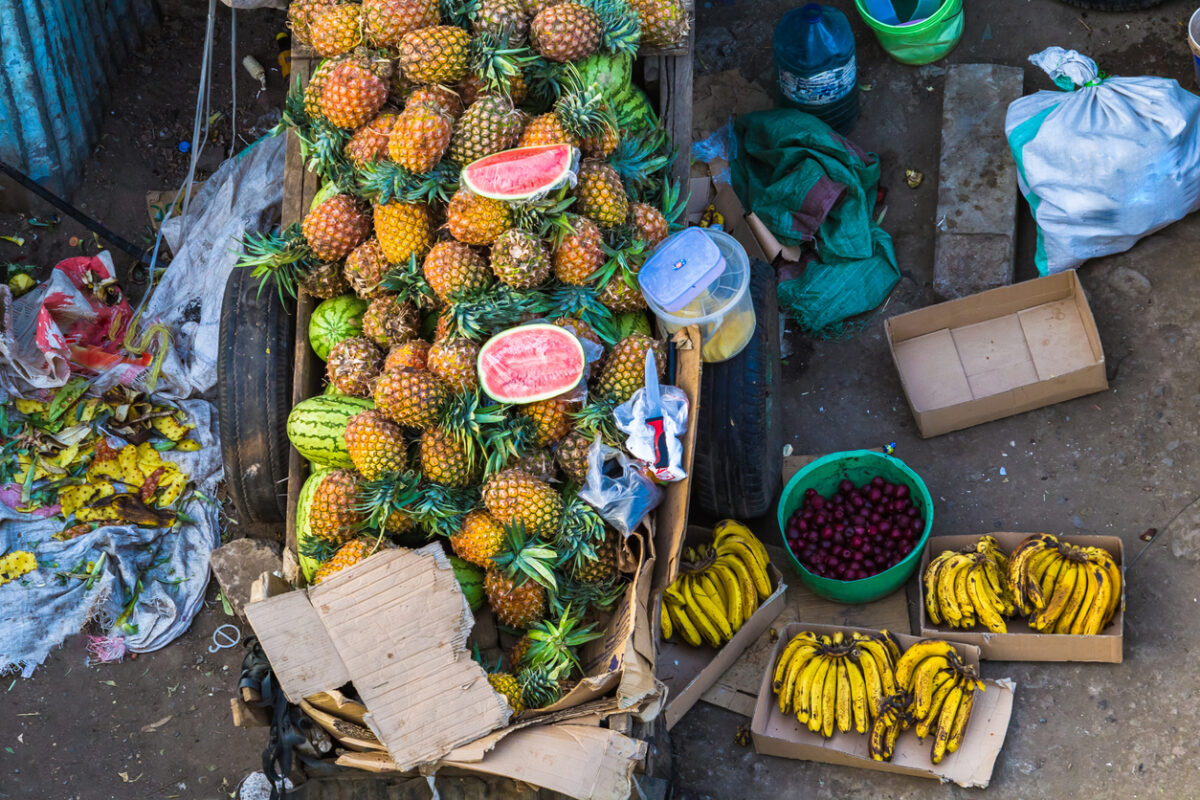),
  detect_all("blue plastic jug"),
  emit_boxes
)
[773,3,859,132]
